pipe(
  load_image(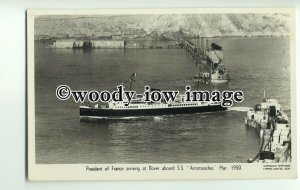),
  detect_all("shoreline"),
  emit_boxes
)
[35,35,289,42]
